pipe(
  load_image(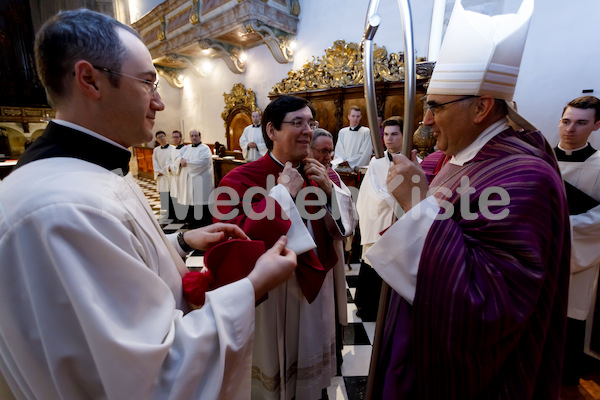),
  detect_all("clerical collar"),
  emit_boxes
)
[176,144,185,149]
[450,118,509,166]
[555,143,596,162]
[268,151,303,171]
[15,121,131,175]
[349,125,361,131]
[160,144,170,149]
[53,119,129,151]
[191,143,201,147]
